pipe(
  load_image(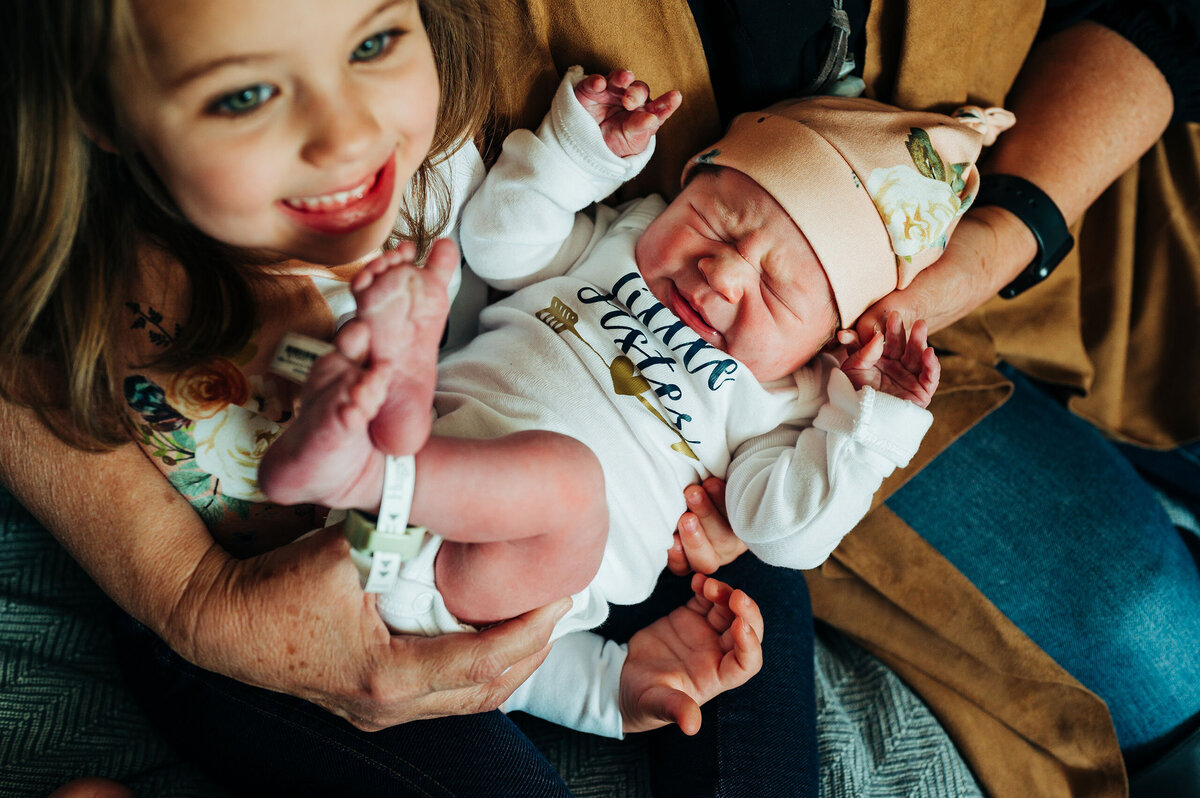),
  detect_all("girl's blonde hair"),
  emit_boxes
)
[0,0,498,450]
